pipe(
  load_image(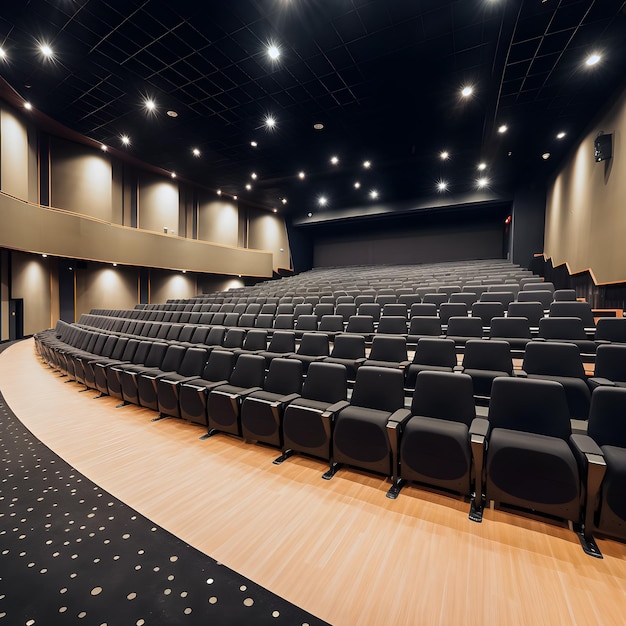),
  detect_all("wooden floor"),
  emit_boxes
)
[2,339,626,626]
